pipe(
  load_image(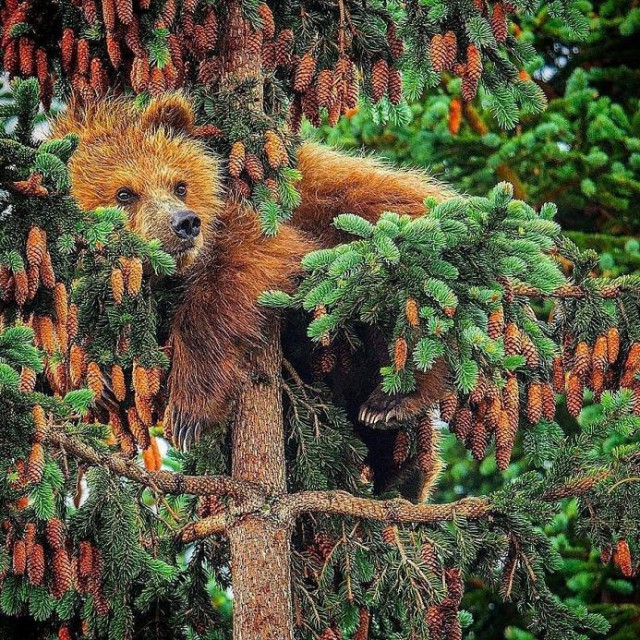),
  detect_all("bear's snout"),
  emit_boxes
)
[171,210,201,240]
